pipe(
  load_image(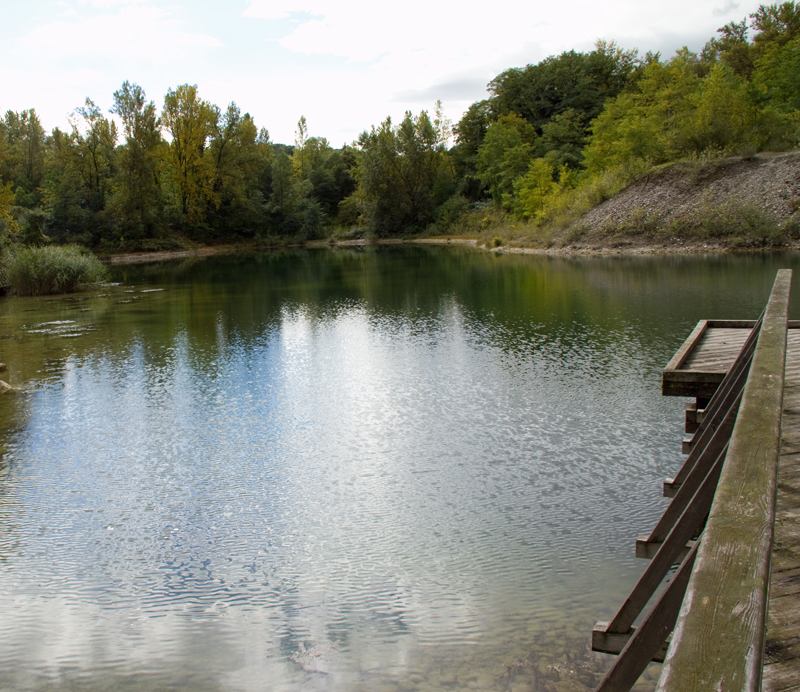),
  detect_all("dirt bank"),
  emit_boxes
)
[551,151,800,252]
